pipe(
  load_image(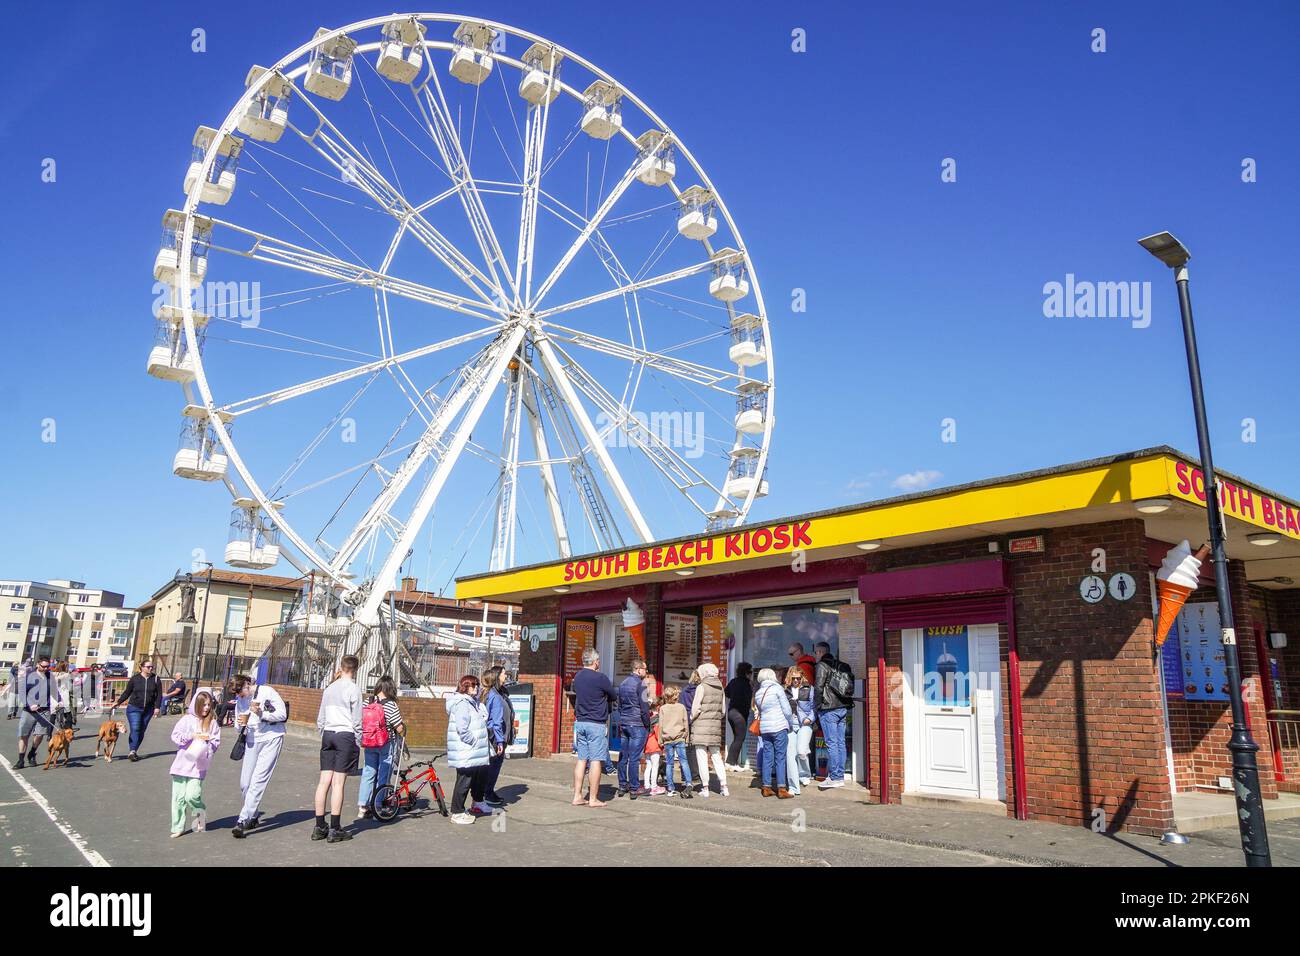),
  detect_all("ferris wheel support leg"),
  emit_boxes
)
[531,331,654,544]
[354,324,529,627]
[521,374,571,558]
